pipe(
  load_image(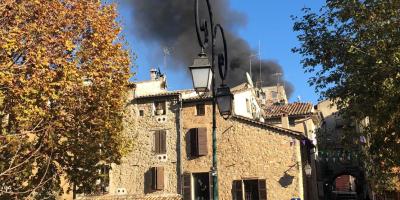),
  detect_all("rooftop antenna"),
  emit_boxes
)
[163,47,171,70]
[258,40,262,88]
[249,53,258,79]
